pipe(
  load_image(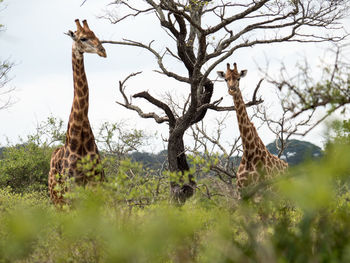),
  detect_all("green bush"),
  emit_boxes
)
[0,116,65,194]
[0,142,52,193]
[66,157,169,209]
